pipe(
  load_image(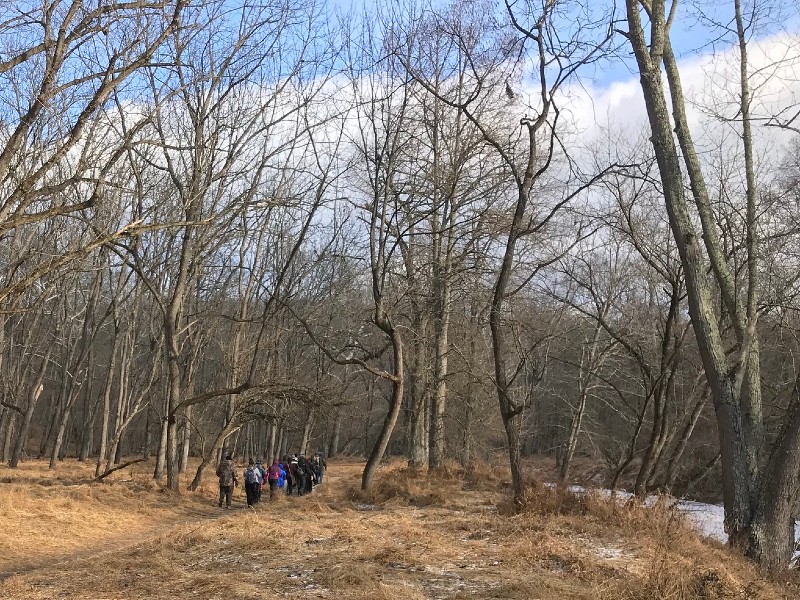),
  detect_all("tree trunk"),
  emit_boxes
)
[143,407,152,460]
[154,402,168,480]
[328,410,342,458]
[462,400,474,467]
[429,194,454,470]
[300,409,314,456]
[189,420,239,491]
[95,334,119,476]
[361,328,404,490]
[2,412,15,463]
[408,390,429,467]
[268,420,277,461]
[405,311,429,467]
[78,374,95,462]
[663,390,709,491]
[363,379,374,457]
[560,386,588,482]
[626,1,754,547]
[10,383,45,468]
[179,405,192,473]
